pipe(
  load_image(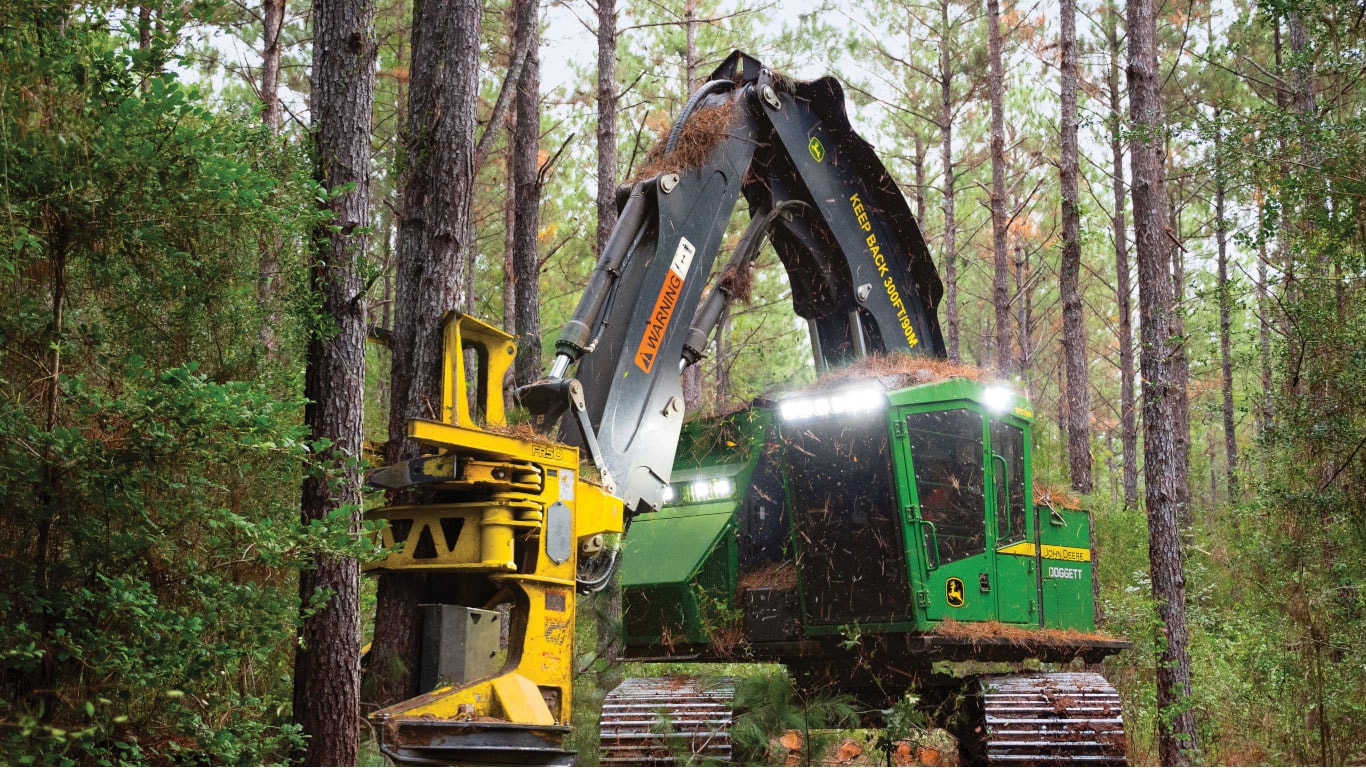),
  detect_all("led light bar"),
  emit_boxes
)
[662,476,737,505]
[778,384,887,422]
